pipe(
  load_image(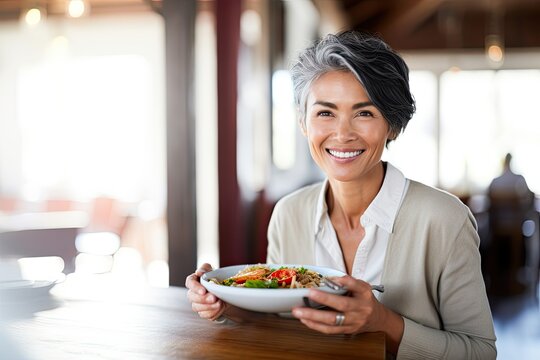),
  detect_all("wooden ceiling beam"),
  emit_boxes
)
[375,0,443,37]
[0,0,153,20]
[346,0,385,29]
